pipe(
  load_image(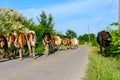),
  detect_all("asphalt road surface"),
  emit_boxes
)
[0,46,88,80]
